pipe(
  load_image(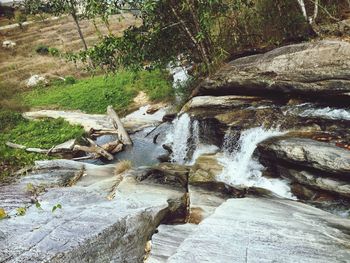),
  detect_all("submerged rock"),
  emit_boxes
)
[195,40,350,102]
[168,198,350,263]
